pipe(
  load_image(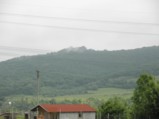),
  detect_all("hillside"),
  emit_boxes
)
[0,46,159,97]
